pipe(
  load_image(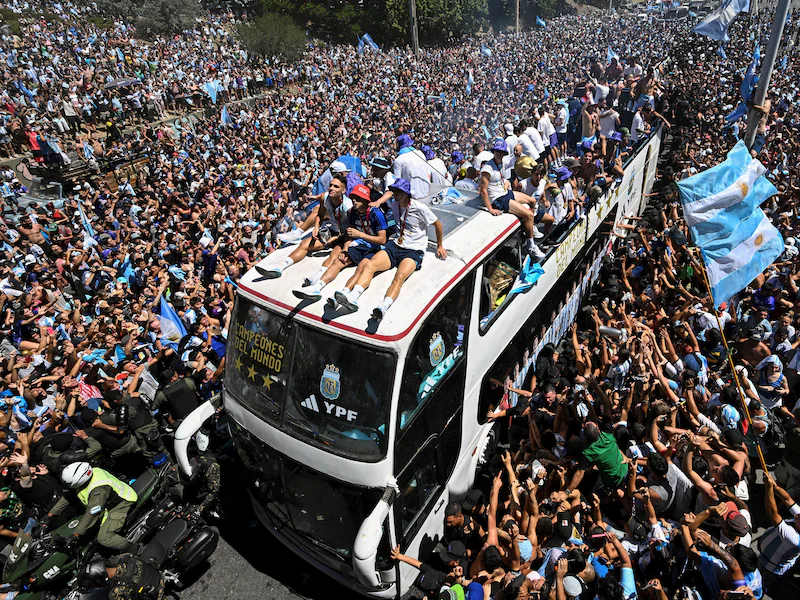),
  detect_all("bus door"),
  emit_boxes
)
[391,273,474,589]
